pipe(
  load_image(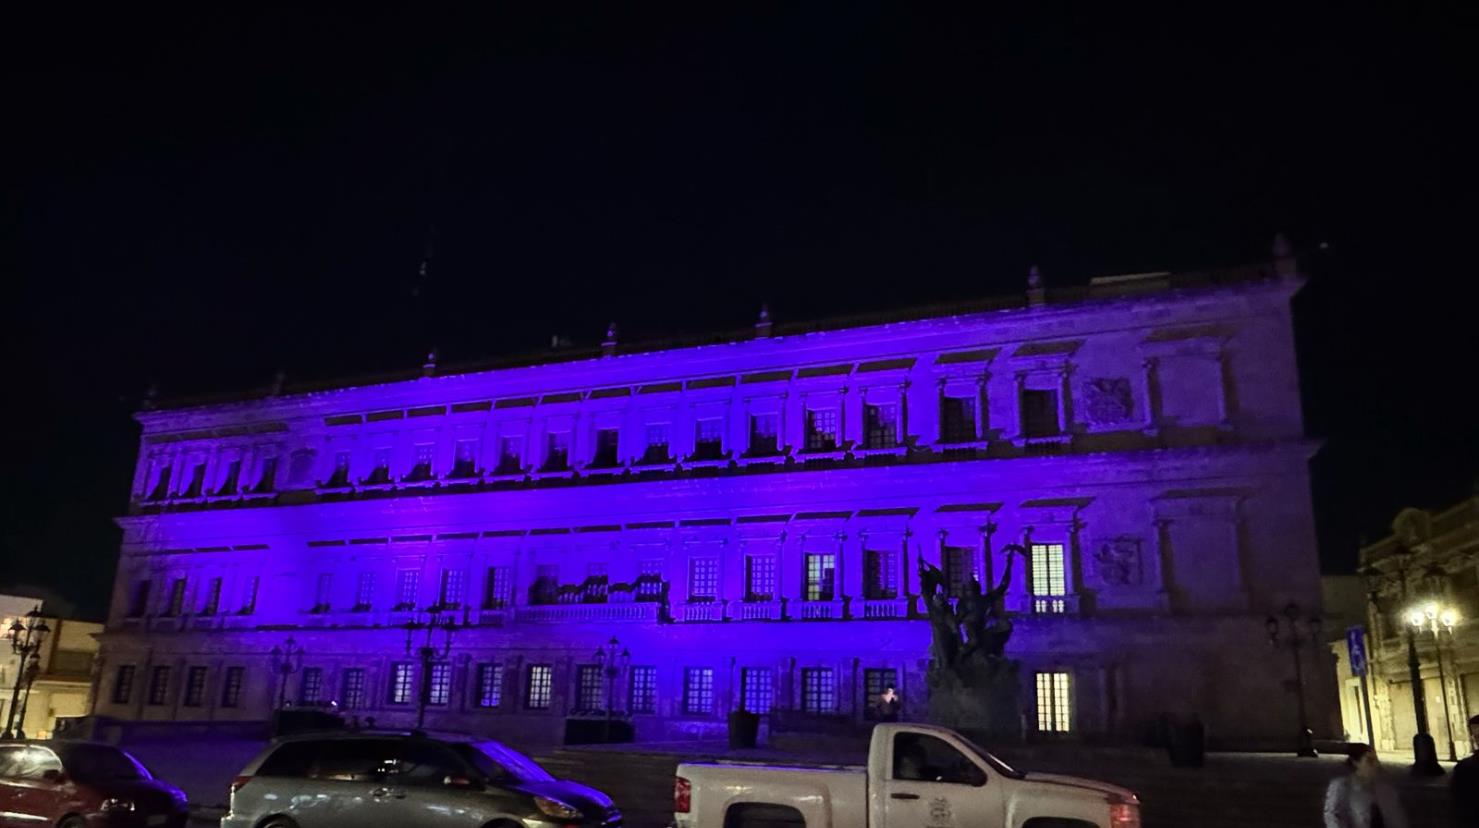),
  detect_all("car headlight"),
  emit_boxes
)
[101,798,136,812]
[534,795,583,819]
